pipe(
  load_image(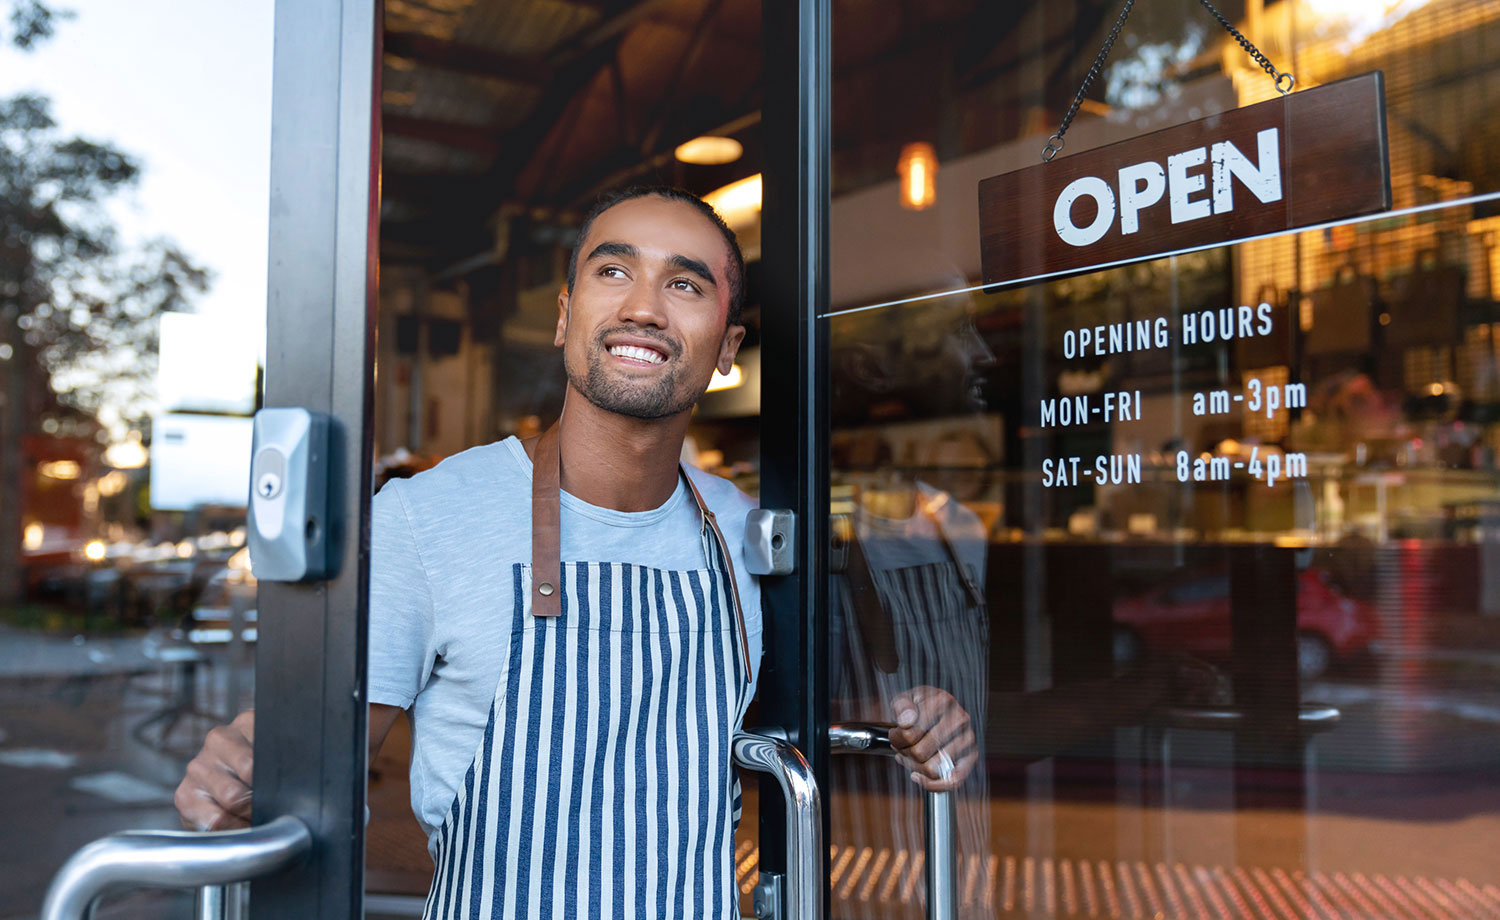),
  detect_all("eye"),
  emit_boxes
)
[598,265,628,279]
[669,277,702,294]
